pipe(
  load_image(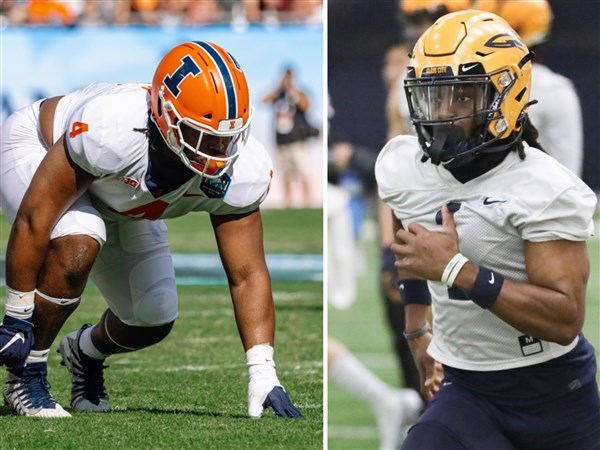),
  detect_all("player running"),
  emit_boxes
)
[376,10,599,449]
